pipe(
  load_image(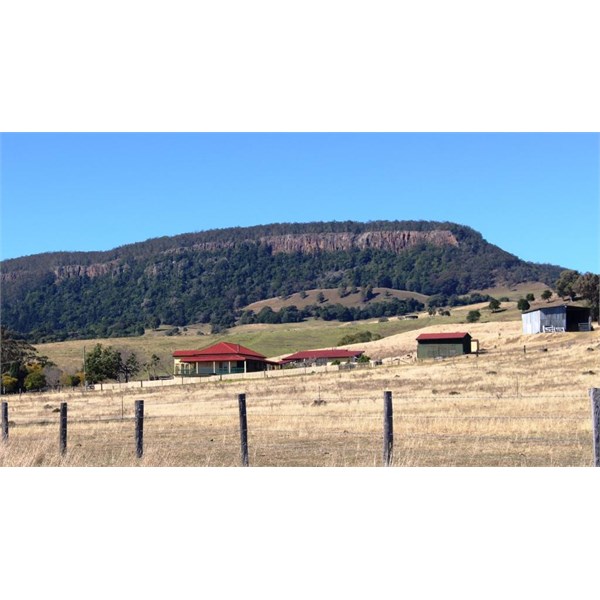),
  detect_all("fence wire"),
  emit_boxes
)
[0,392,596,467]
